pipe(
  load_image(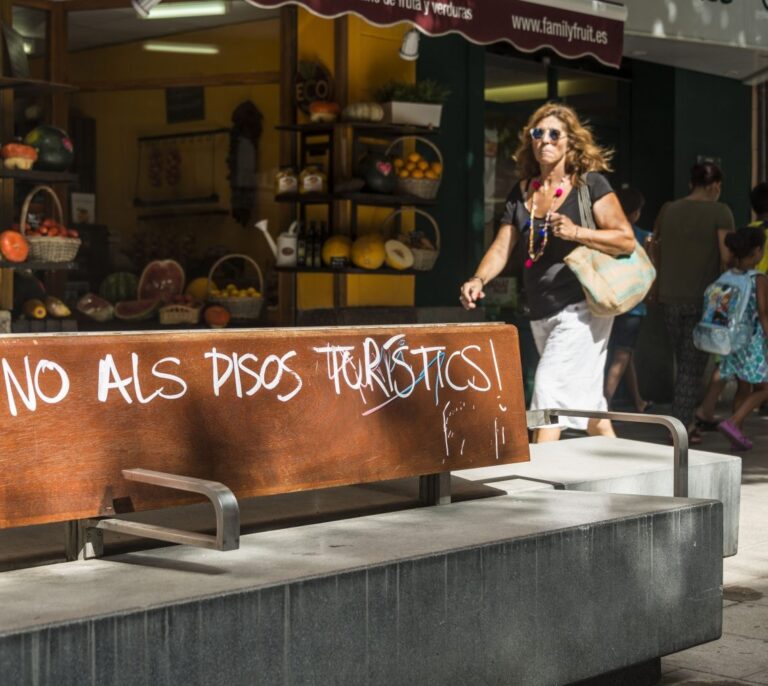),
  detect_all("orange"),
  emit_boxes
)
[417,160,429,171]
[431,161,443,175]
[411,170,425,179]
[204,305,231,328]
[398,169,410,178]
[407,152,421,163]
